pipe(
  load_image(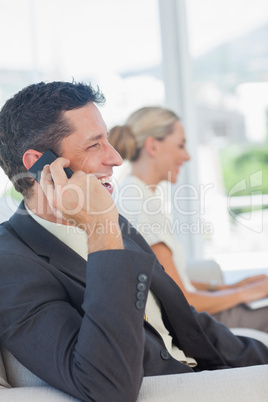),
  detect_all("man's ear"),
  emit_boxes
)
[144,136,159,157]
[23,149,43,170]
